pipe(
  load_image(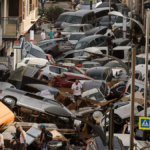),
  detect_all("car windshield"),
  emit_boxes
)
[84,64,100,68]
[101,16,116,22]
[75,42,87,50]
[136,57,145,65]
[117,4,127,10]
[44,98,62,107]
[63,26,80,32]
[30,48,46,59]
[65,16,82,24]
[116,17,130,23]
[80,35,87,40]
[69,34,84,40]
[81,0,90,5]
[57,15,68,21]
[34,42,47,46]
